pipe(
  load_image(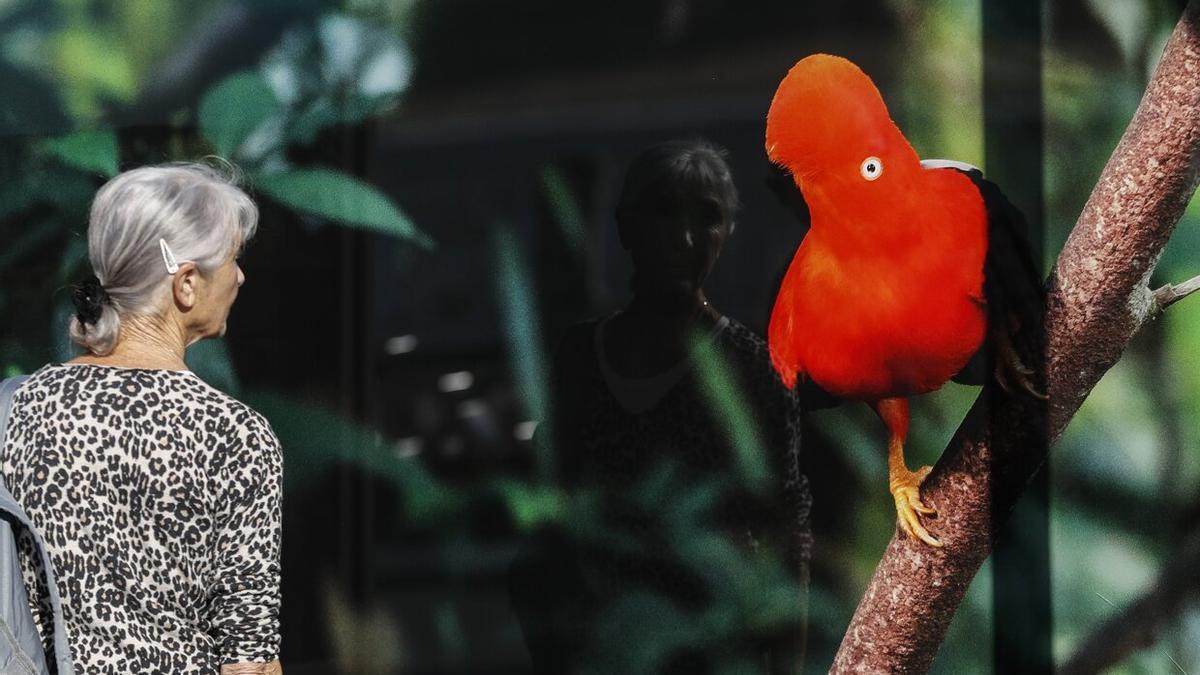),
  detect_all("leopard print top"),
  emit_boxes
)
[0,363,282,674]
